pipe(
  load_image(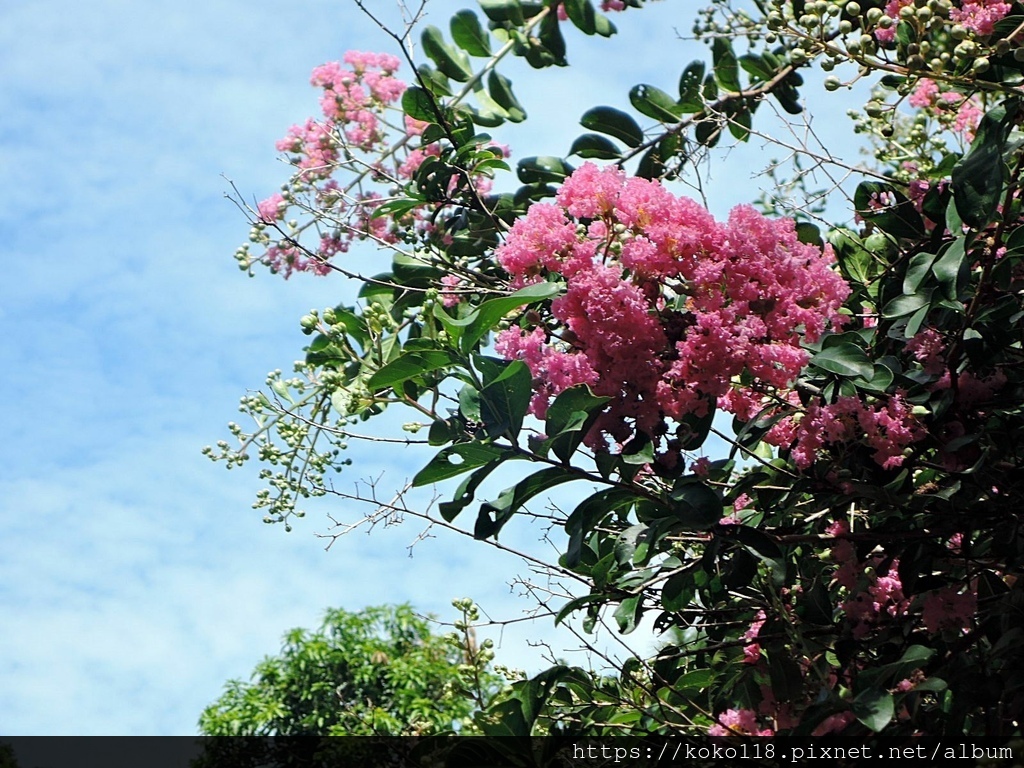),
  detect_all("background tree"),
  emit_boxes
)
[208,0,1024,749]
[199,602,502,737]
